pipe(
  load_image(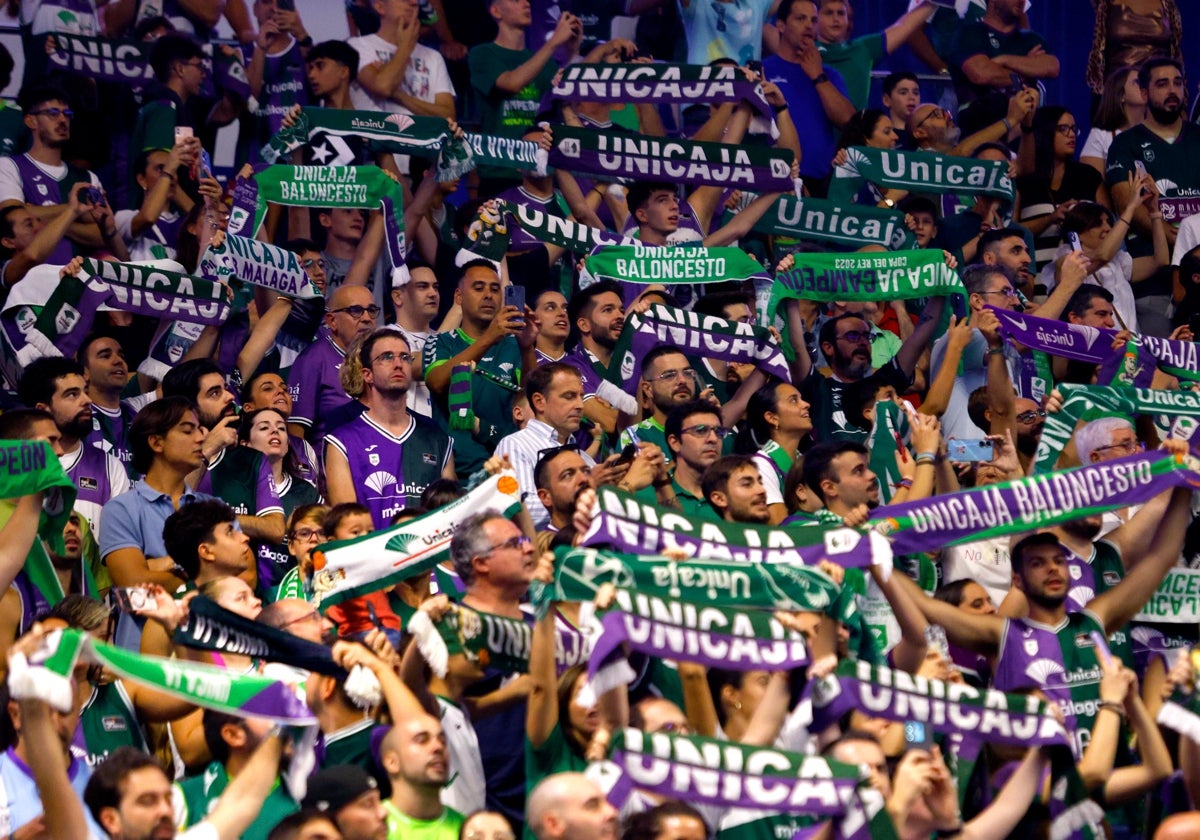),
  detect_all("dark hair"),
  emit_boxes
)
[1137,57,1184,90]
[700,454,757,507]
[131,14,175,41]
[533,444,583,491]
[420,479,464,510]
[0,43,13,91]
[17,357,85,408]
[622,801,709,840]
[972,141,1012,160]
[0,204,25,258]
[202,708,243,765]
[269,811,340,840]
[284,238,321,256]
[149,33,203,82]
[960,262,1011,296]
[17,83,69,114]
[47,594,110,633]
[129,396,197,475]
[640,346,688,381]
[933,578,975,607]
[456,258,498,286]
[782,456,808,515]
[1093,67,1139,132]
[84,746,167,824]
[1062,201,1114,238]
[161,359,224,403]
[176,202,207,273]
[624,181,675,214]
[966,385,990,434]
[897,195,938,220]
[802,440,869,503]
[162,499,237,580]
[1030,106,1072,182]
[1062,284,1114,321]
[1009,532,1063,576]
[837,108,890,150]
[705,667,745,726]
[556,663,590,753]
[323,503,371,538]
[664,399,721,449]
[744,380,786,449]
[238,408,305,481]
[978,227,1026,259]
[841,379,893,432]
[881,71,918,98]
[0,407,54,441]
[76,332,124,368]
[817,312,870,354]
[1180,245,1200,291]
[567,279,624,334]
[357,327,410,370]
[526,361,583,404]
[693,290,754,320]
[776,0,817,23]
[304,40,360,81]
